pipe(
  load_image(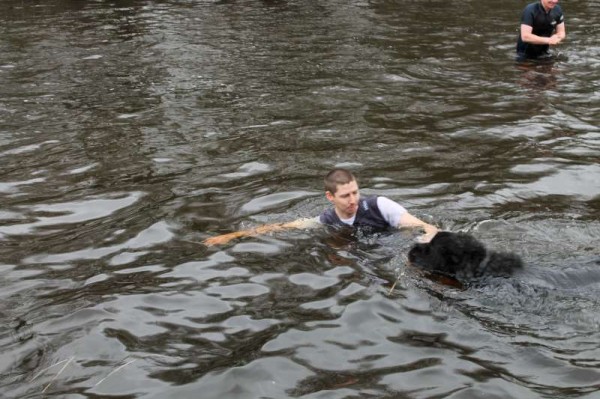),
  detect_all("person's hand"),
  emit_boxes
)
[203,232,243,246]
[416,232,437,244]
[416,229,438,244]
[548,34,561,45]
